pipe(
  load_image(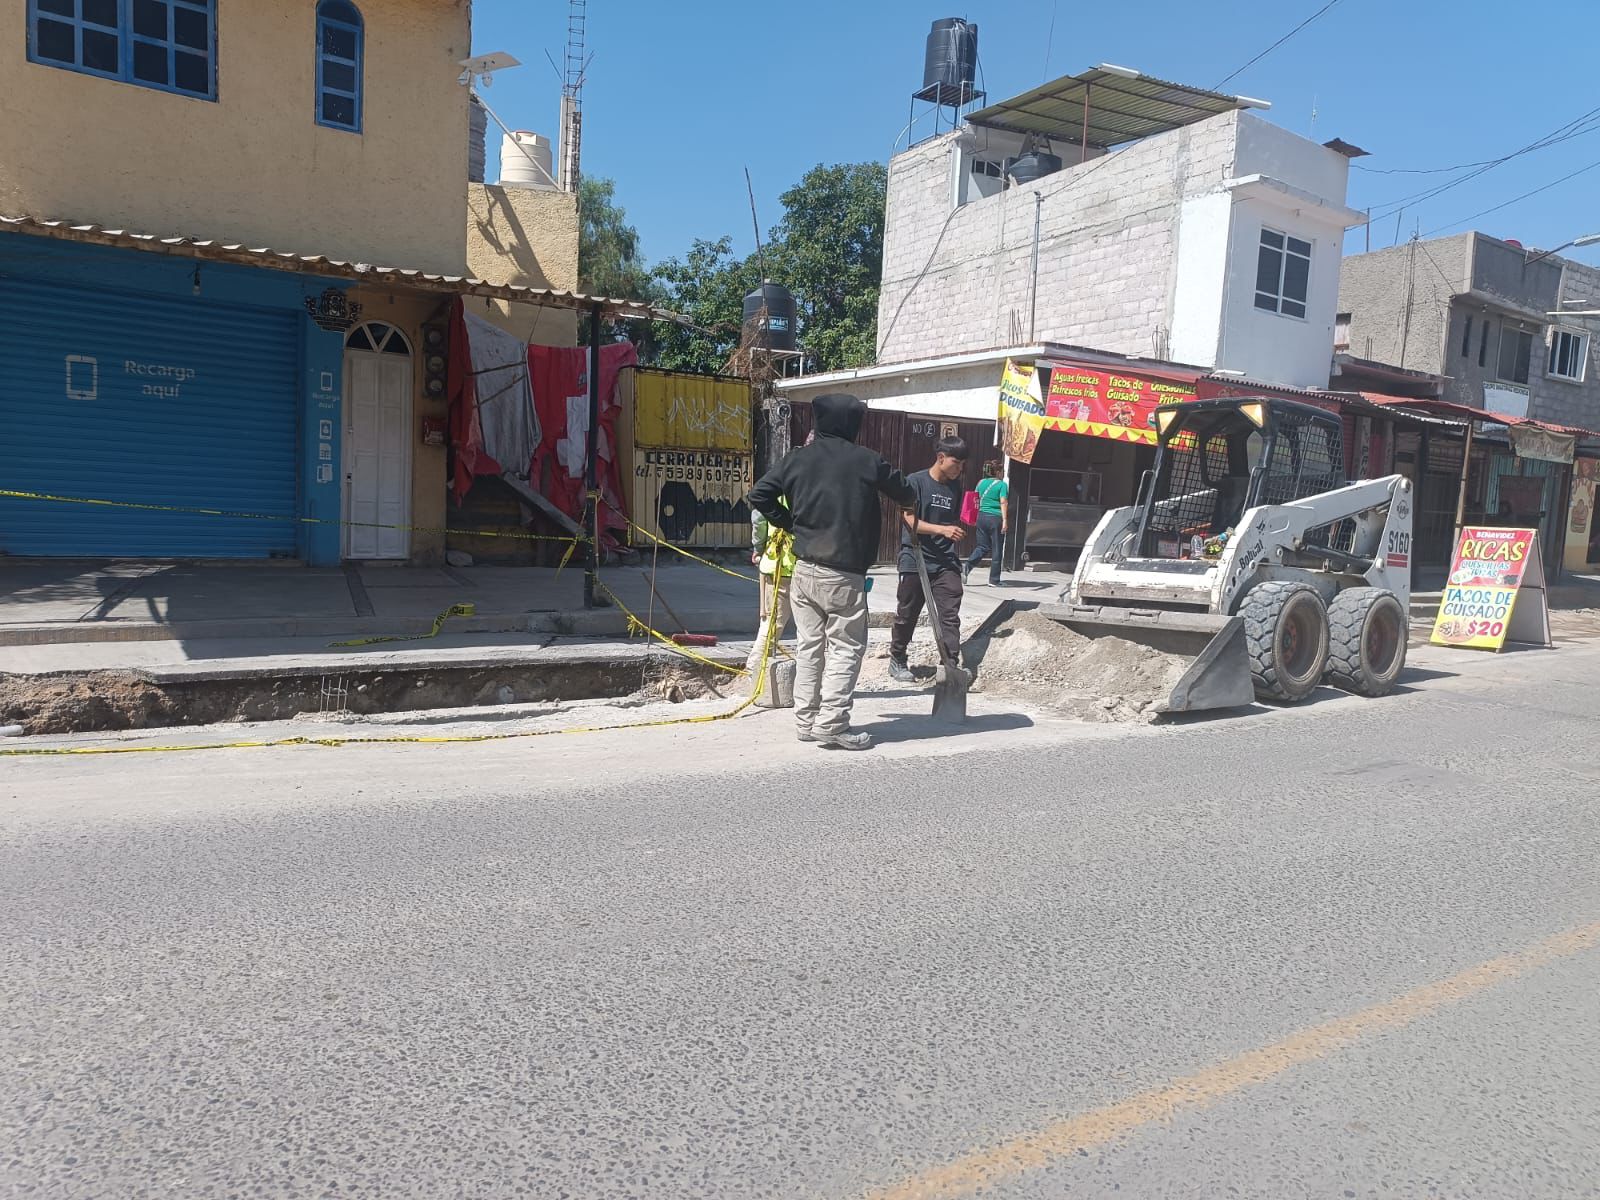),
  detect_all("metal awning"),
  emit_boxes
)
[0,213,684,323]
[964,66,1257,149]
